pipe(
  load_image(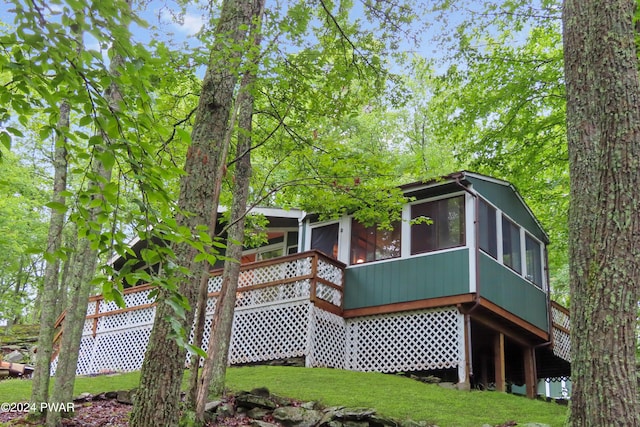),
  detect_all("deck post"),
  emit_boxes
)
[524,345,537,398]
[494,332,506,392]
[457,312,470,389]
